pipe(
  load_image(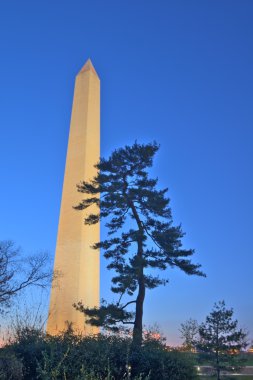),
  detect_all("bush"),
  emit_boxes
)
[0,352,23,380]
[130,338,196,380]
[1,327,47,380]
[0,328,197,379]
